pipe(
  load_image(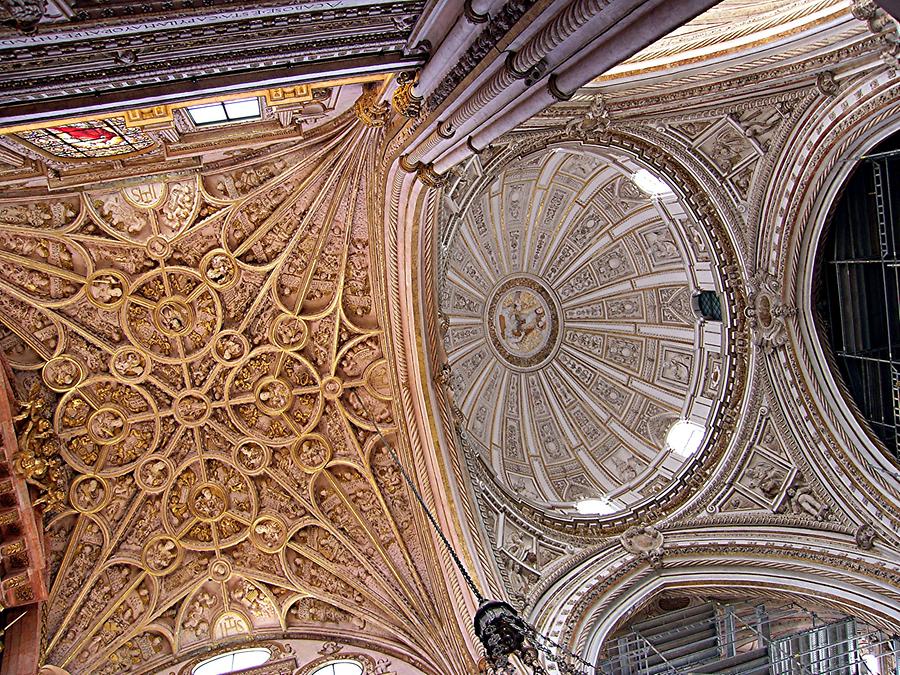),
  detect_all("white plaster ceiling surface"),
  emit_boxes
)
[441,146,728,514]
[0,118,468,674]
[600,0,848,80]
